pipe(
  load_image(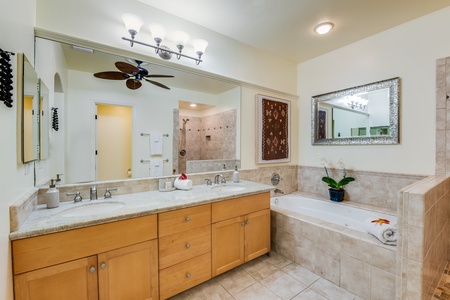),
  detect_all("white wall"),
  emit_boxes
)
[35,0,297,95]
[298,7,450,175]
[0,0,36,298]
